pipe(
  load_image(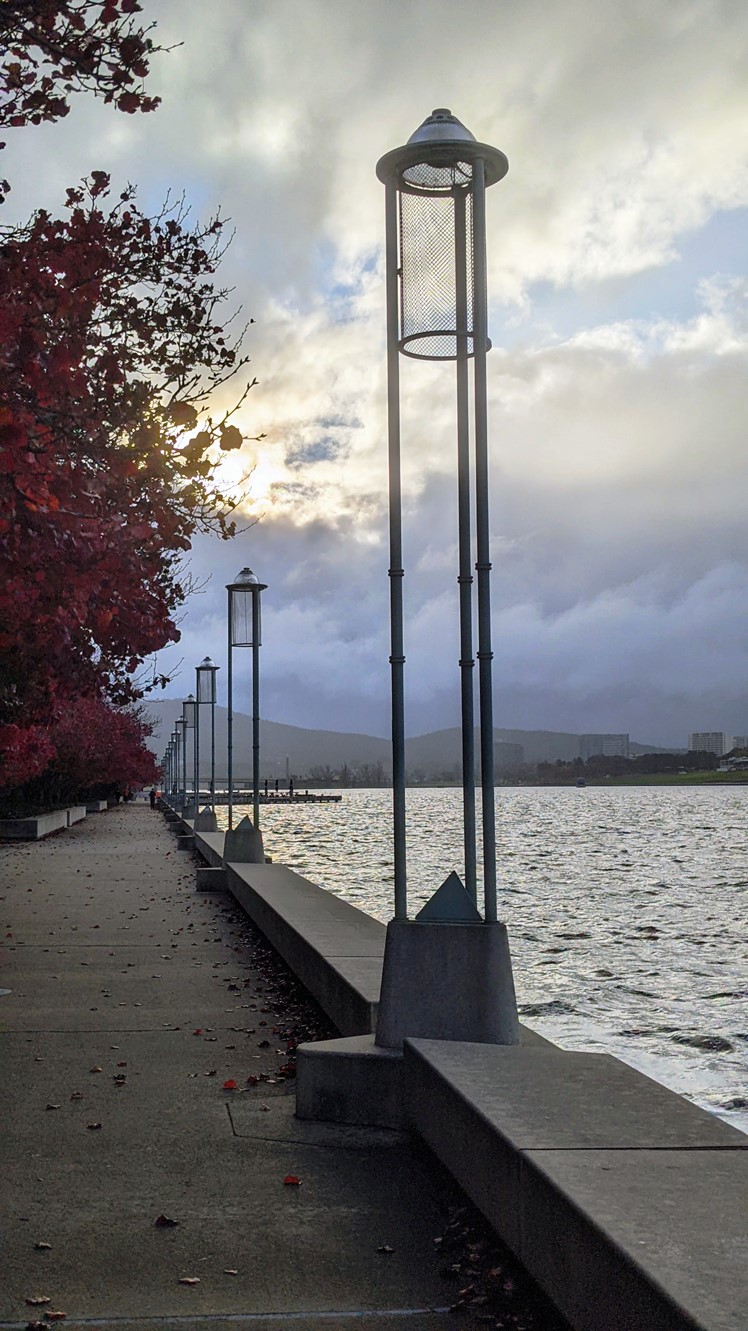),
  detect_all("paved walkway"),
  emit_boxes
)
[0,806,460,1330]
